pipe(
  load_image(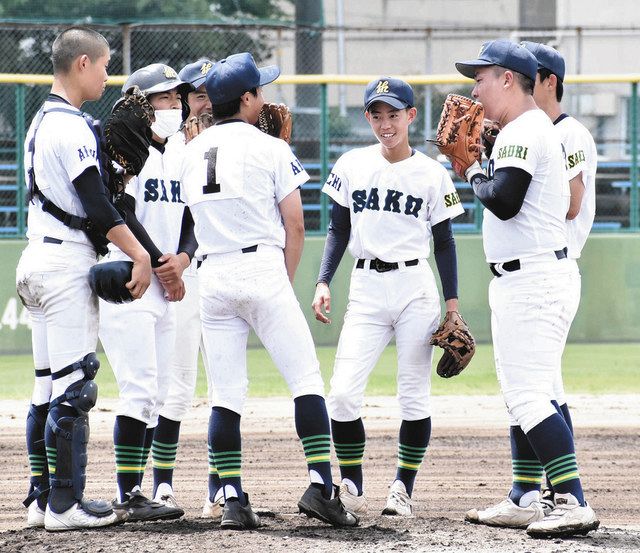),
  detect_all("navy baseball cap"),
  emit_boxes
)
[520,41,566,82]
[123,63,187,95]
[205,52,280,104]
[455,39,538,82]
[364,77,414,111]
[179,59,215,89]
